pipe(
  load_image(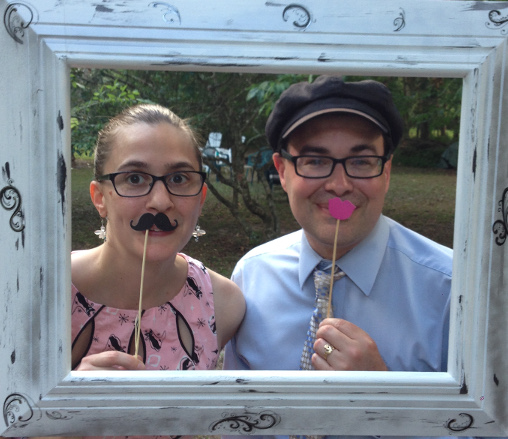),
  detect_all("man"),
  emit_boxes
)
[223,76,454,438]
